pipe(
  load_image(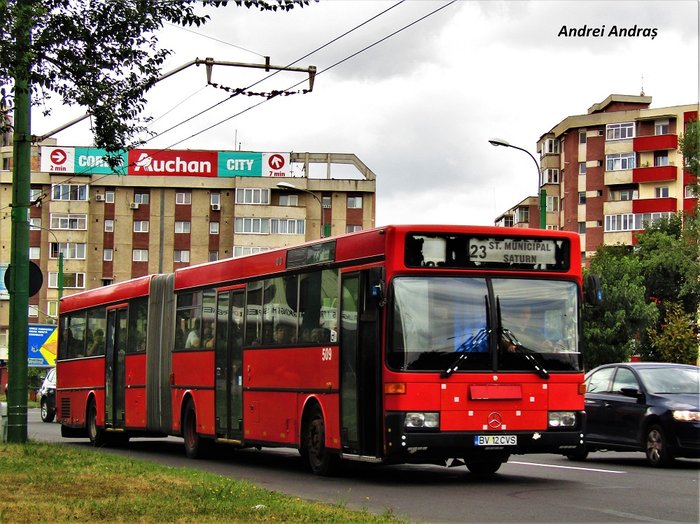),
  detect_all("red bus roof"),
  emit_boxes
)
[174,225,581,292]
[60,274,154,314]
